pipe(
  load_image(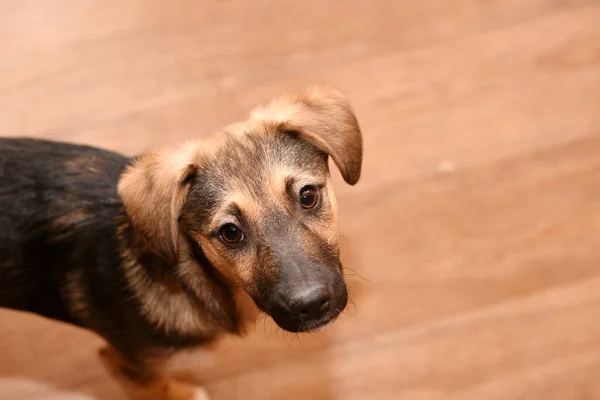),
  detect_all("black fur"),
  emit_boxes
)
[0,138,212,366]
